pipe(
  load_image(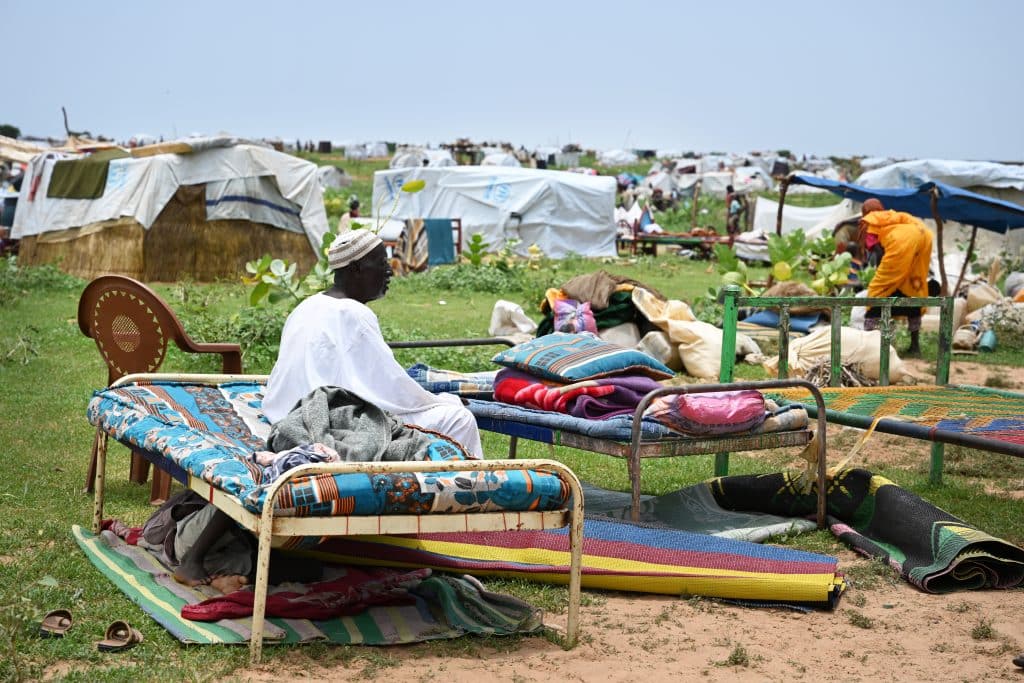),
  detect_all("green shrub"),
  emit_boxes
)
[177,303,289,374]
[0,256,83,305]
